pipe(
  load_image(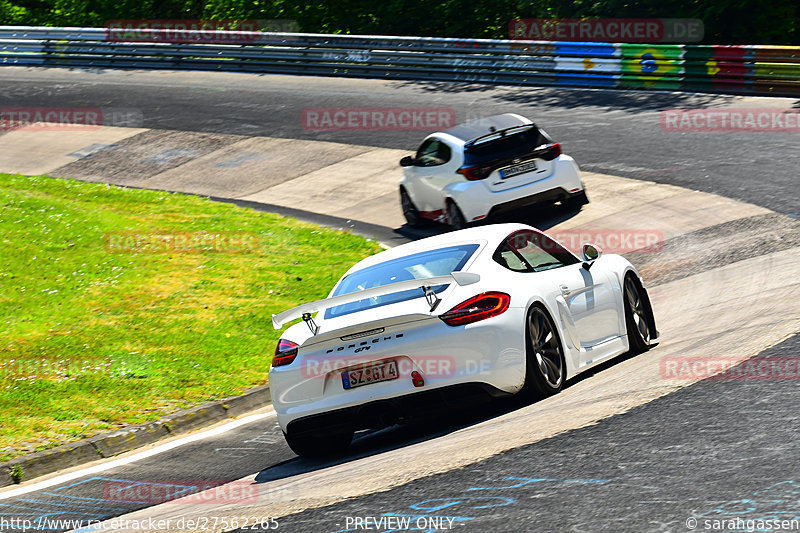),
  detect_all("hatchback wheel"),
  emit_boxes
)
[446,201,467,231]
[400,188,423,227]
